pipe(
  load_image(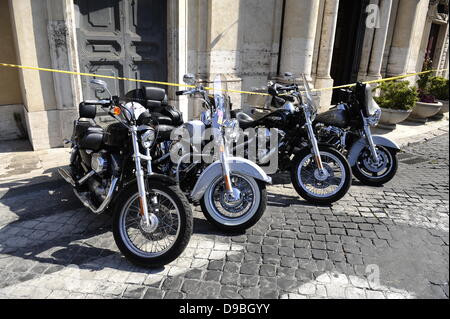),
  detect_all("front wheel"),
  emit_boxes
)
[112,182,193,268]
[352,145,398,186]
[291,147,352,204]
[200,174,267,232]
